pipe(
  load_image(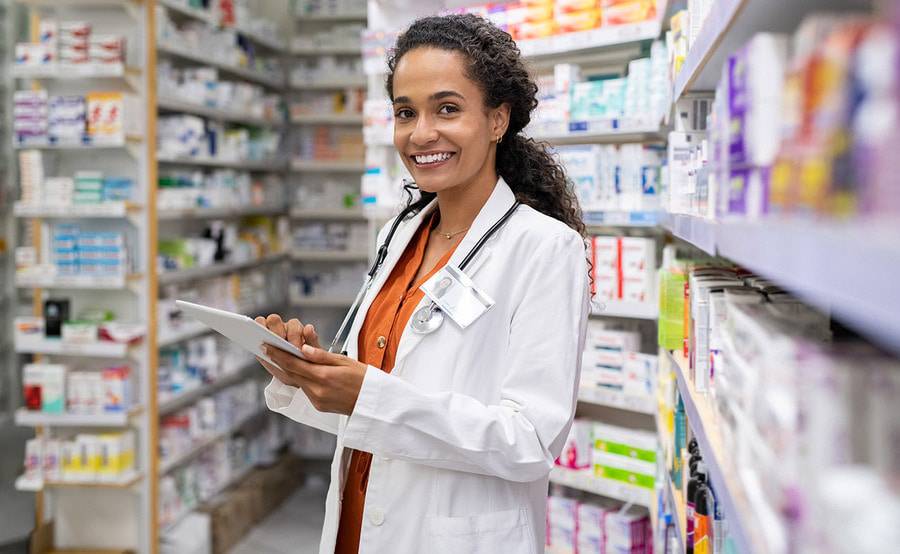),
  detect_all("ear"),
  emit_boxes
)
[490,102,511,141]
